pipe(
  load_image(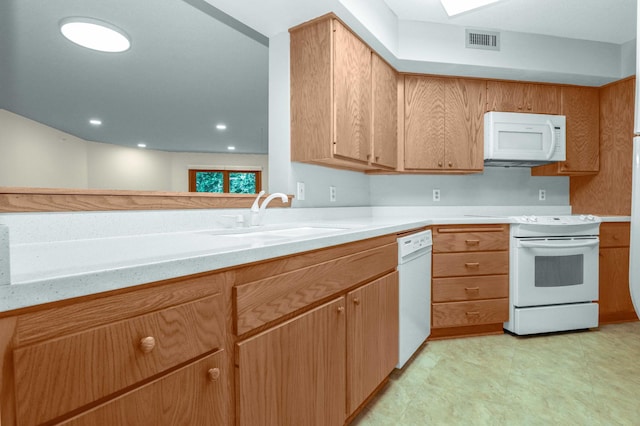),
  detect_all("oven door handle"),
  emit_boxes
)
[518,240,599,249]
